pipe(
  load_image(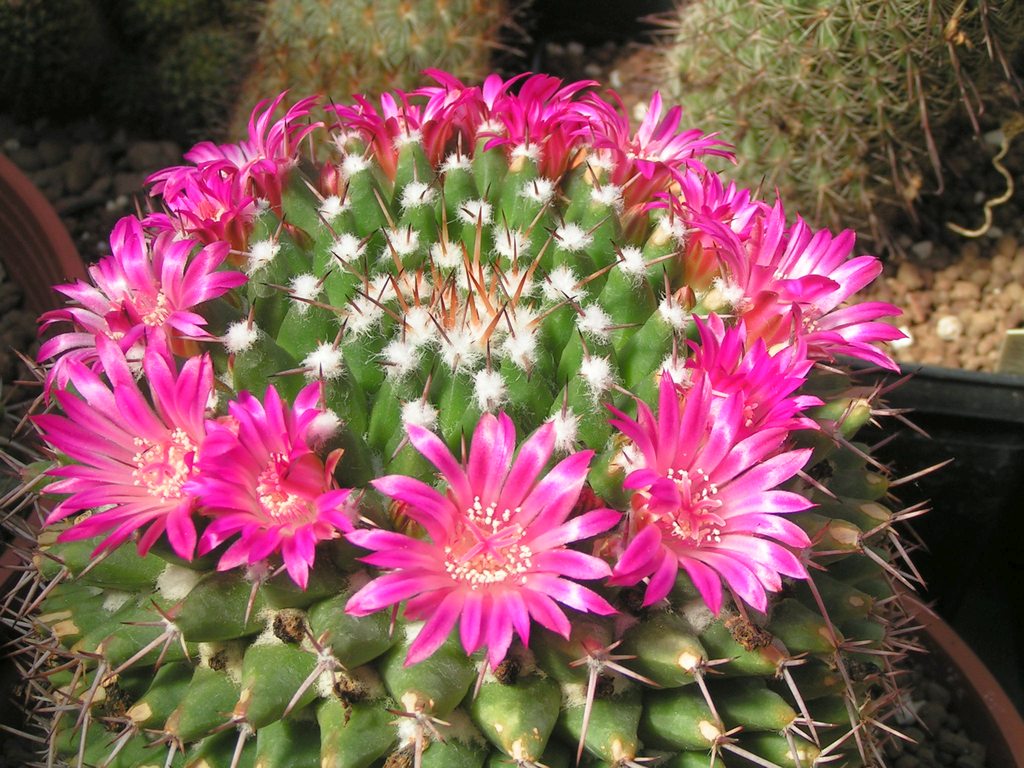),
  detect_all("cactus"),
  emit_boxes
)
[661,0,1024,246]
[229,0,507,137]
[0,0,110,118]
[8,75,923,768]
